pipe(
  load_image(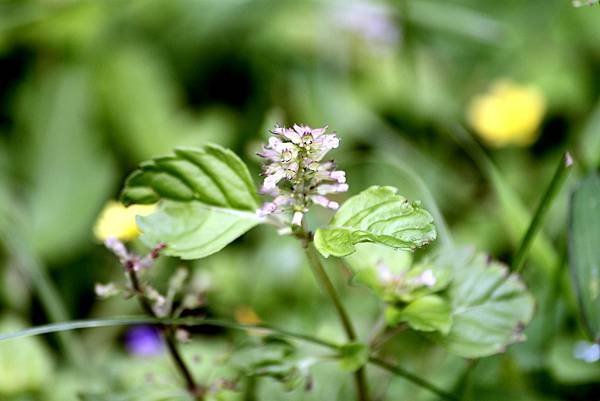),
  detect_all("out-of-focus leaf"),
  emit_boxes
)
[122,144,261,259]
[578,101,600,169]
[345,243,450,303]
[0,316,54,395]
[337,342,368,372]
[433,248,535,358]
[314,186,436,258]
[344,242,412,274]
[407,0,504,44]
[386,295,452,335]
[14,66,115,262]
[95,45,183,160]
[569,172,600,341]
[231,337,312,392]
[138,201,260,260]
[20,2,107,51]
